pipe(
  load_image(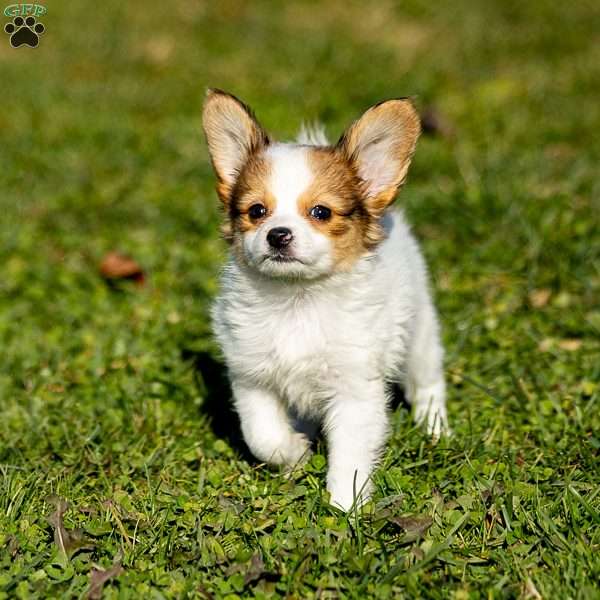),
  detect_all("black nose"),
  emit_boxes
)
[267,227,293,249]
